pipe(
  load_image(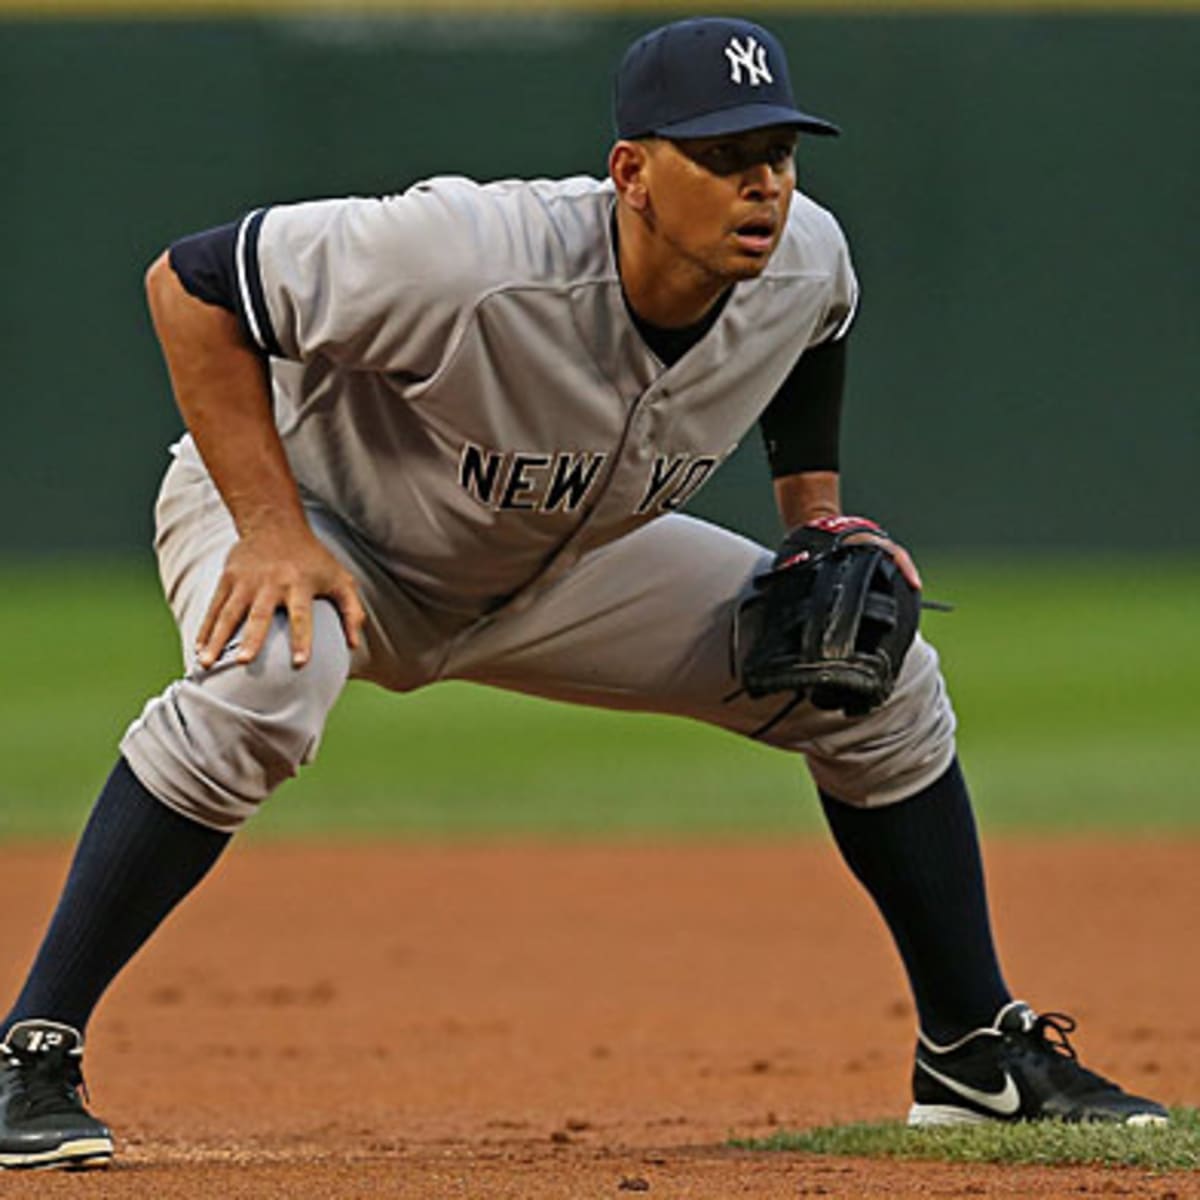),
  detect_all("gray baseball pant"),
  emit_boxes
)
[121,449,957,832]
